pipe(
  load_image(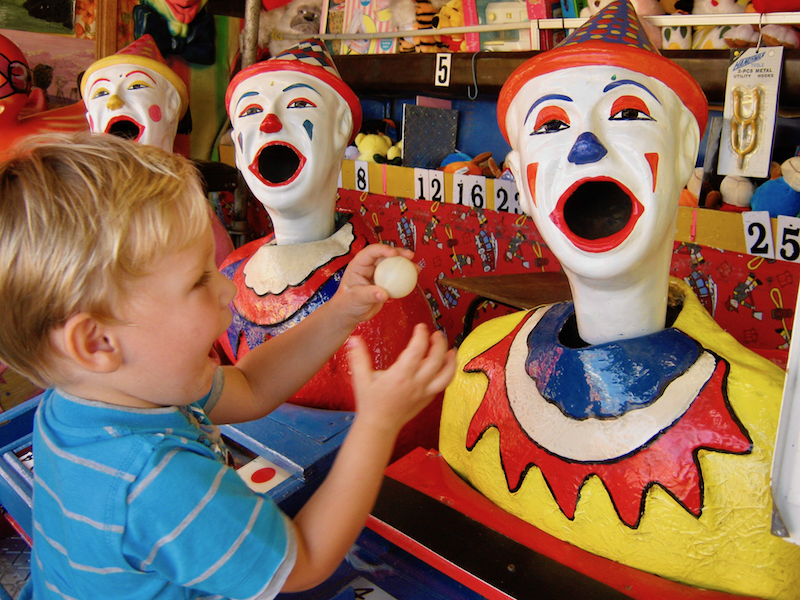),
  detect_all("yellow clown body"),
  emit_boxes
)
[441,278,800,598]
